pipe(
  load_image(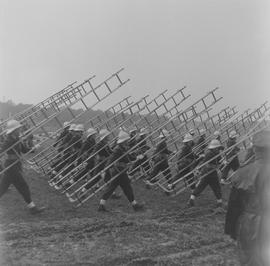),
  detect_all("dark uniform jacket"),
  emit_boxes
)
[77,137,97,165]
[177,144,197,169]
[225,157,270,265]
[94,139,112,161]
[137,136,150,154]
[225,138,240,159]
[79,137,96,157]
[244,146,255,165]
[107,144,136,176]
[61,131,74,150]
[177,144,197,170]
[128,137,138,155]
[153,140,172,162]
[1,135,30,168]
[67,134,83,152]
[200,149,222,176]
[53,128,69,148]
[195,136,207,155]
